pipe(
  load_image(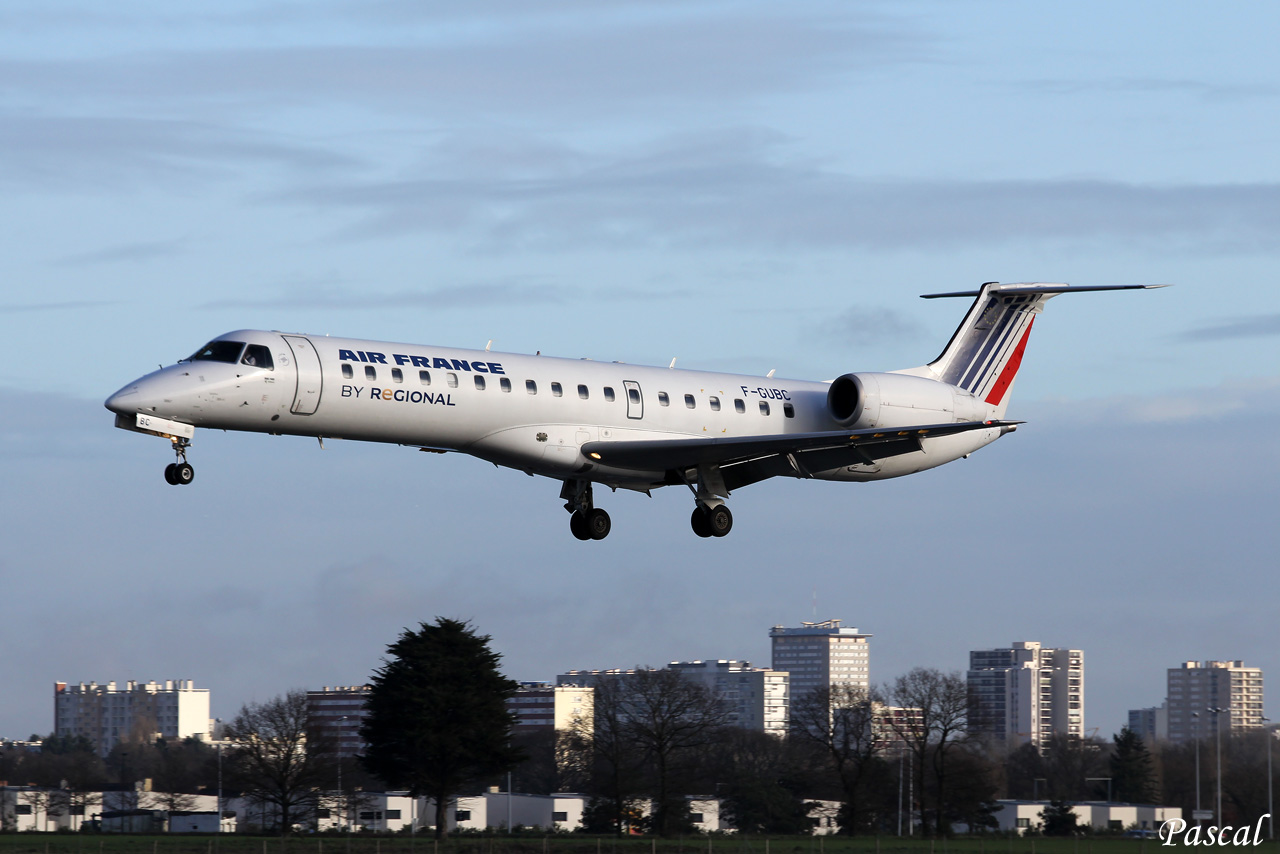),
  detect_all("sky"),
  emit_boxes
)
[2,0,1278,743]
